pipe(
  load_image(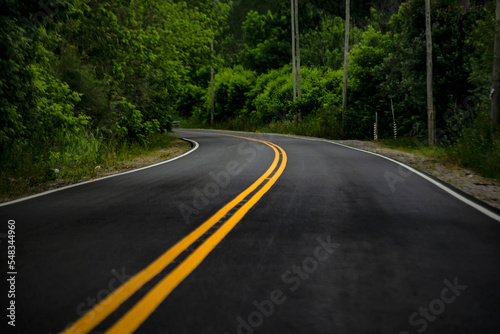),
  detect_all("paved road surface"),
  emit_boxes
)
[1,129,499,334]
